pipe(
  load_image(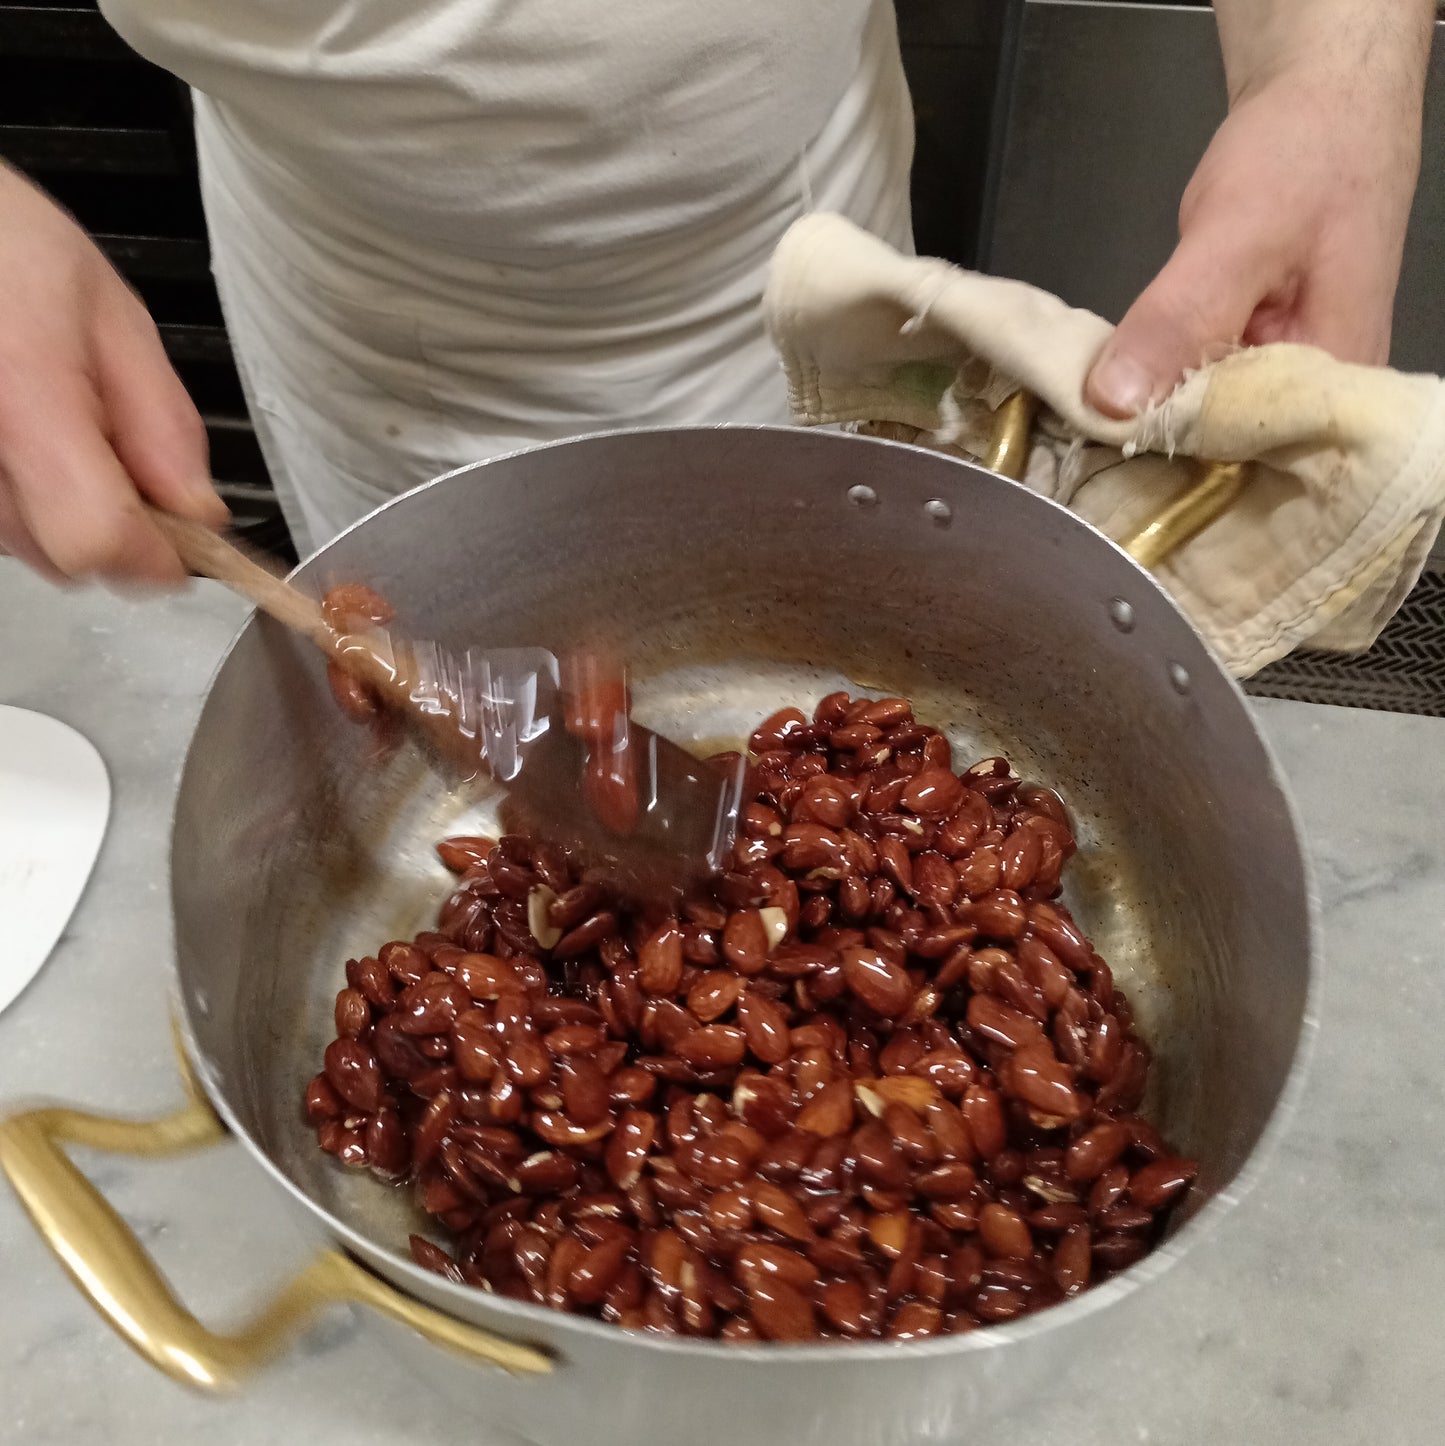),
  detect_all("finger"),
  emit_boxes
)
[1289,256,1395,367]
[1241,271,1392,366]
[1085,224,1278,419]
[1,372,189,585]
[91,288,229,527]
[0,473,67,581]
